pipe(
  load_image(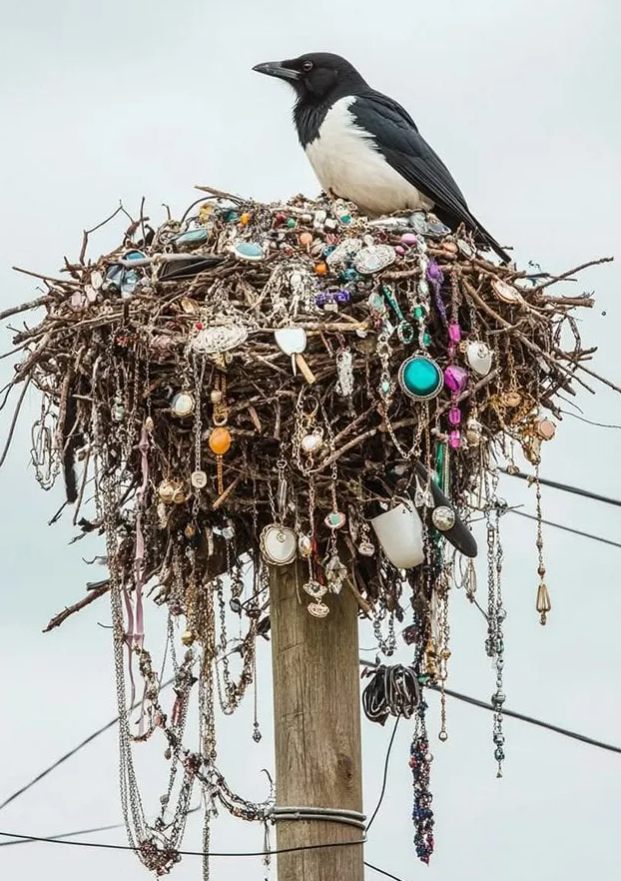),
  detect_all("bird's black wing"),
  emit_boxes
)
[350,91,510,262]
